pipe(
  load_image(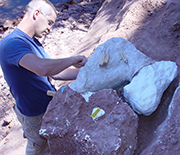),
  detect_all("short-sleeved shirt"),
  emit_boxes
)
[0,28,56,116]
